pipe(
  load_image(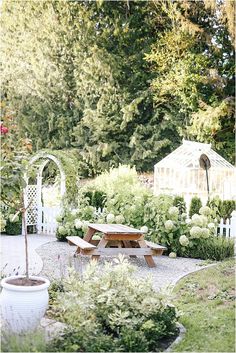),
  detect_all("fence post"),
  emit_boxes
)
[230,210,236,238]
